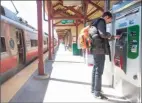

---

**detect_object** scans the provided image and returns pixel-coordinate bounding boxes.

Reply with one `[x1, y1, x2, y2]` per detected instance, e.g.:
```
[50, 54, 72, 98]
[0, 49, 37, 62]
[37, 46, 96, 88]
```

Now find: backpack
[88, 18, 105, 49]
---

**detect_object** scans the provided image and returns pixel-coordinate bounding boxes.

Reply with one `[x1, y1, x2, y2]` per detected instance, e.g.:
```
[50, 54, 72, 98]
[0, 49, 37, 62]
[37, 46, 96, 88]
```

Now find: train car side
[0, 15, 48, 84]
[25, 30, 48, 63]
[0, 17, 19, 83]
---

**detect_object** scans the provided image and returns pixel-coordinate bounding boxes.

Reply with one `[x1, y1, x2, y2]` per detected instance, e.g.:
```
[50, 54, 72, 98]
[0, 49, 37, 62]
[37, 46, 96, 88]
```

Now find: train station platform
[1, 44, 130, 103]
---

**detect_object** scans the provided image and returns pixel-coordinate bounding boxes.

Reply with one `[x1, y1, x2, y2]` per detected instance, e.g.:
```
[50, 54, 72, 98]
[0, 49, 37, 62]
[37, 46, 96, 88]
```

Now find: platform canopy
[44, 0, 120, 37]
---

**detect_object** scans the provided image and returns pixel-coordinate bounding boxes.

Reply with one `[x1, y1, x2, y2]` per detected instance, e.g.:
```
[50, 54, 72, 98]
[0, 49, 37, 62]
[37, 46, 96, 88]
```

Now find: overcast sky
[1, 1, 57, 38]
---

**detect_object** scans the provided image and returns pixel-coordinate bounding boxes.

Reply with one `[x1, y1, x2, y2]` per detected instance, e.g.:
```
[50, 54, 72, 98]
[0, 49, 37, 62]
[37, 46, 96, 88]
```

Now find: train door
[16, 30, 26, 64]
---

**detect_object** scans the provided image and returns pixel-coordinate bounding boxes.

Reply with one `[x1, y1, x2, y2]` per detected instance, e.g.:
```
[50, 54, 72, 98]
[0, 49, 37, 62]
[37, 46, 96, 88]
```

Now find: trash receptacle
[72, 43, 80, 55]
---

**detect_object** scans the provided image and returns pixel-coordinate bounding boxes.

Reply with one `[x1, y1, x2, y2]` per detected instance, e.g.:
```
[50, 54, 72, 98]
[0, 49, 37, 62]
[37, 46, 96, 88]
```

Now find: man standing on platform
[90, 11, 119, 99]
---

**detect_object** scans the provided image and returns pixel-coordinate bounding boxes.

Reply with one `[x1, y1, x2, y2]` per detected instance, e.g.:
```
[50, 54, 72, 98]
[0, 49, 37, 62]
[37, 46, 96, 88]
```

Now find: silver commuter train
[0, 6, 55, 83]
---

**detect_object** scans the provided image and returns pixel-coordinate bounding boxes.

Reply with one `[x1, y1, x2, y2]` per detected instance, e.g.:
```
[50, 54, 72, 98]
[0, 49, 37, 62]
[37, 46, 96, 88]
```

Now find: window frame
[0, 37, 7, 53]
[30, 39, 38, 47]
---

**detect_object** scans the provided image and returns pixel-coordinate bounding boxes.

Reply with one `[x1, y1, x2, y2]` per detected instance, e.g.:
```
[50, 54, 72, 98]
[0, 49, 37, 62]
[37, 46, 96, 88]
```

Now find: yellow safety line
[1, 52, 49, 103]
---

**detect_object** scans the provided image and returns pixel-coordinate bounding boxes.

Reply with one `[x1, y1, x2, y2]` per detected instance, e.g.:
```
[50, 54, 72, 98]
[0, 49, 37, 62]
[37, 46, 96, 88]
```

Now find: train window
[1, 6, 5, 16]
[0, 37, 6, 52]
[31, 40, 37, 47]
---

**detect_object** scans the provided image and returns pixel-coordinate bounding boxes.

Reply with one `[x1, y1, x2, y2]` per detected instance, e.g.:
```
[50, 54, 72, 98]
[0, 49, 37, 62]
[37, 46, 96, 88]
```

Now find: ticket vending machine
[114, 10, 141, 83]
[111, 1, 141, 102]
[114, 29, 127, 73]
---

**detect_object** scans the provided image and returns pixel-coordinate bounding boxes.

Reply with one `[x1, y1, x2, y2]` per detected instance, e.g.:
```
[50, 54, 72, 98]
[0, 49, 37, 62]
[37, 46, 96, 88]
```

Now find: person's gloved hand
[108, 35, 115, 41]
[108, 35, 121, 41]
[114, 35, 121, 39]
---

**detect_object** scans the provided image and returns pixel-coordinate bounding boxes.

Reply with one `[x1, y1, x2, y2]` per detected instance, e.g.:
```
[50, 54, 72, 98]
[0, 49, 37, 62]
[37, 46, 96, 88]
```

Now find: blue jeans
[92, 54, 105, 96]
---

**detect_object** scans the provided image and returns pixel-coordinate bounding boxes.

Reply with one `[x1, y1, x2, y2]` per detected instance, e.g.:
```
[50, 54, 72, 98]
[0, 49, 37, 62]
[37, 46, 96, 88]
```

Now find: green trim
[127, 25, 139, 59]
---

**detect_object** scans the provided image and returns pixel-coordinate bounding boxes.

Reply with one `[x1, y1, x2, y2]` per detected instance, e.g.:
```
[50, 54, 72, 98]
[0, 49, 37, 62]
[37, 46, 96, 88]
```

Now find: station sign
[61, 20, 74, 24]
